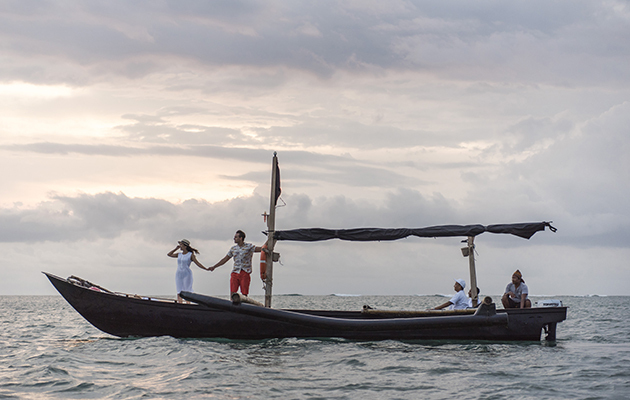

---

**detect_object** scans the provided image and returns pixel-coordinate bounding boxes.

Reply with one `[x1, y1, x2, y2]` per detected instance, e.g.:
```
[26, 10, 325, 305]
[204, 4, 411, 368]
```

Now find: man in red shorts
[209, 230, 264, 296]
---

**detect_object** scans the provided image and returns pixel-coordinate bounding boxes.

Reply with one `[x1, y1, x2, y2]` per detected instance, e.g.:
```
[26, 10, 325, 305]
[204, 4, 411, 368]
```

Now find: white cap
[455, 279, 466, 290]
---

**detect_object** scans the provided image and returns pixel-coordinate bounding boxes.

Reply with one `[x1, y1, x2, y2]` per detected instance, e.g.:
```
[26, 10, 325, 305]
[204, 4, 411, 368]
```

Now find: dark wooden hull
[45, 272, 567, 341]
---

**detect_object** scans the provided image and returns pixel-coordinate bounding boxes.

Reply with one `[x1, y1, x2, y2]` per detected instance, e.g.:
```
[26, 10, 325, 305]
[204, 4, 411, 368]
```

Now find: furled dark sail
[486, 222, 556, 239]
[274, 161, 282, 204]
[273, 222, 555, 242]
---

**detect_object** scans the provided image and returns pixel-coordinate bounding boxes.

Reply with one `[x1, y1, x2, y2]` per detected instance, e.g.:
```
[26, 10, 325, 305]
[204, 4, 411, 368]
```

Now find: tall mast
[465, 236, 479, 306]
[264, 152, 279, 307]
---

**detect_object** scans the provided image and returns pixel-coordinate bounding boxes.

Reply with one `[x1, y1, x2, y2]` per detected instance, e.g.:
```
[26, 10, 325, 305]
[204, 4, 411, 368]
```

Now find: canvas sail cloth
[274, 161, 281, 205]
[273, 222, 556, 242]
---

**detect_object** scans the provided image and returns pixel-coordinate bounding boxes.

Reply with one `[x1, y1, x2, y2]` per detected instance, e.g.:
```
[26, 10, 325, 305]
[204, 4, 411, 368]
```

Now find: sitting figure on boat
[467, 287, 481, 308]
[209, 230, 265, 297]
[501, 269, 531, 309]
[432, 279, 469, 310]
[167, 239, 207, 304]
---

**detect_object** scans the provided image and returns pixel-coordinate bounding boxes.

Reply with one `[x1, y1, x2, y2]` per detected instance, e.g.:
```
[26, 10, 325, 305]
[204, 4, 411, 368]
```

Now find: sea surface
[1, 294, 629, 400]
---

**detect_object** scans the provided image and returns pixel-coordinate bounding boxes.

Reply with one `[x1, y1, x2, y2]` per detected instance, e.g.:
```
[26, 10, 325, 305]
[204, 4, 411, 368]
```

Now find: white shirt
[449, 290, 469, 310]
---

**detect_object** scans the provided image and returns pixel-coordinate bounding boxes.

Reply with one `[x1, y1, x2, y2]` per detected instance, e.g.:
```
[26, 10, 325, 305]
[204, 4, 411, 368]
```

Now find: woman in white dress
[167, 239, 207, 303]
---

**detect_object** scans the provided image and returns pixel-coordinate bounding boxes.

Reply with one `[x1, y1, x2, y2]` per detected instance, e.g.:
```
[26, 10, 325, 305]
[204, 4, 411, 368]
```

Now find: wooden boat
[45, 153, 567, 341]
[44, 272, 565, 341]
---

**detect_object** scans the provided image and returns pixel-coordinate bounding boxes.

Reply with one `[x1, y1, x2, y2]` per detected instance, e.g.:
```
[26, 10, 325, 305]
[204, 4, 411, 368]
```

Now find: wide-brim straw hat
[178, 239, 191, 247]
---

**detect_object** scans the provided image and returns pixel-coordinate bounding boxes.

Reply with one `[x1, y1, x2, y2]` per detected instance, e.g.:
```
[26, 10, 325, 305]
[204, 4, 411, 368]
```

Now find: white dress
[175, 252, 193, 294]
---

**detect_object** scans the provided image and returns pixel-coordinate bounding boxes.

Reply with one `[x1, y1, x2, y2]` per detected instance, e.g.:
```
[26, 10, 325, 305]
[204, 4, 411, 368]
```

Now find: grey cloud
[227, 162, 427, 190]
[0, 192, 266, 244]
[116, 120, 246, 145]
[462, 102, 630, 247]
[1, 142, 261, 159]
[533, 103, 630, 216]
[0, 142, 323, 164]
[163, 0, 266, 22]
[0, 187, 622, 248]
[3, 139, 425, 189]
[0, 190, 455, 244]
[121, 114, 166, 124]
[0, 192, 174, 242]
[52, 192, 176, 240]
[486, 115, 576, 156]
[282, 188, 461, 229]
[1, 1, 628, 86]
[1, 142, 147, 156]
[156, 107, 211, 117]
[2, 142, 419, 188]
[253, 119, 447, 149]
[115, 108, 458, 150]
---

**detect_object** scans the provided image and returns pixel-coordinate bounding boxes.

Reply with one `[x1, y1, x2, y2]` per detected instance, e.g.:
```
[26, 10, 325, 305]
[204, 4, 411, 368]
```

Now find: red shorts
[230, 271, 251, 296]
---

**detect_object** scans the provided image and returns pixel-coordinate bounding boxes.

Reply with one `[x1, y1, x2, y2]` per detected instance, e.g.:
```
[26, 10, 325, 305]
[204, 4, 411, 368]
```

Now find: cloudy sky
[1, 1, 629, 298]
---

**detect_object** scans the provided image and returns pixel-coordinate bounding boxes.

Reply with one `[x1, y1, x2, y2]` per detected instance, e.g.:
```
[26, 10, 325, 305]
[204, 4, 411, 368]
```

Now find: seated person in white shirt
[432, 279, 469, 310]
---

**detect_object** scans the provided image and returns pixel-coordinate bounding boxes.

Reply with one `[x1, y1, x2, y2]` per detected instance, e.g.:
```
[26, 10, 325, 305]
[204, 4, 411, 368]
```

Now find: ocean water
[1, 294, 629, 400]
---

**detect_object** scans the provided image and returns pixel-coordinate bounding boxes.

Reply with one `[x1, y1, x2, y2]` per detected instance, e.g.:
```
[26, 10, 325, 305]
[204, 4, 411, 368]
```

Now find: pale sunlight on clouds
[0, 82, 75, 99]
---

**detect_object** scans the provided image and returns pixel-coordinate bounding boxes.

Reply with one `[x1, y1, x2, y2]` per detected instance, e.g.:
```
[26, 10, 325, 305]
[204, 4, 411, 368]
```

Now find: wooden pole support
[264, 153, 279, 308]
[467, 236, 479, 307]
[231, 292, 264, 307]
